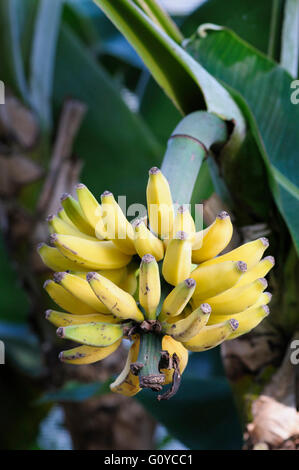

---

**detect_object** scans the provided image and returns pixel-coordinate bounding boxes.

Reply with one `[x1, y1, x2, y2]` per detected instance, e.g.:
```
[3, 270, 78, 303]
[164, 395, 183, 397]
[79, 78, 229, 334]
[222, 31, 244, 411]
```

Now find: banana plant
[94, 0, 299, 450]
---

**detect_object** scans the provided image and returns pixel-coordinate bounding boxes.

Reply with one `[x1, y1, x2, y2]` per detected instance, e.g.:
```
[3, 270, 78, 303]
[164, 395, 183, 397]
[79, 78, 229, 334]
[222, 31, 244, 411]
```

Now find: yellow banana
[44, 279, 95, 315]
[87, 272, 144, 321]
[162, 303, 211, 342]
[110, 336, 141, 396]
[59, 338, 122, 365]
[162, 231, 192, 285]
[146, 167, 174, 239]
[191, 260, 247, 302]
[183, 319, 239, 352]
[165, 205, 195, 247]
[161, 335, 189, 385]
[192, 211, 233, 262]
[199, 237, 269, 269]
[56, 322, 124, 347]
[133, 219, 164, 261]
[51, 233, 132, 270]
[118, 263, 138, 296]
[60, 193, 95, 236]
[46, 214, 95, 240]
[101, 191, 136, 255]
[208, 302, 270, 326]
[45, 309, 120, 327]
[236, 256, 275, 287]
[203, 278, 267, 315]
[227, 305, 269, 339]
[76, 183, 107, 240]
[139, 254, 160, 320]
[37, 243, 88, 272]
[54, 272, 111, 314]
[69, 267, 126, 286]
[57, 207, 78, 229]
[158, 278, 196, 322]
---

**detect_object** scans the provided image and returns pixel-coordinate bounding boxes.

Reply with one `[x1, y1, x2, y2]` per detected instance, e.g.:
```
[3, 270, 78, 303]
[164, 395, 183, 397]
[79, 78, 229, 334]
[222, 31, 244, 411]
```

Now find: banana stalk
[136, 333, 165, 391]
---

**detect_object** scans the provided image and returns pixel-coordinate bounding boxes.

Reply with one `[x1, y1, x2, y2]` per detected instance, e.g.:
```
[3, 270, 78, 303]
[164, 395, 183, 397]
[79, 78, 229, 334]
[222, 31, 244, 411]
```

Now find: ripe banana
[76, 183, 107, 240]
[87, 272, 144, 321]
[159, 278, 196, 322]
[162, 303, 211, 342]
[44, 279, 95, 315]
[56, 322, 124, 347]
[118, 262, 138, 296]
[191, 260, 247, 302]
[183, 319, 239, 352]
[133, 219, 164, 261]
[101, 191, 136, 255]
[146, 167, 174, 239]
[54, 272, 111, 314]
[203, 278, 267, 315]
[110, 336, 141, 396]
[236, 256, 275, 287]
[208, 303, 269, 329]
[51, 233, 132, 270]
[162, 231, 192, 285]
[192, 211, 233, 262]
[57, 207, 78, 229]
[45, 309, 119, 327]
[59, 338, 122, 365]
[165, 205, 195, 247]
[47, 214, 95, 240]
[60, 193, 95, 236]
[199, 237, 269, 270]
[161, 335, 189, 385]
[139, 254, 160, 320]
[38, 243, 87, 272]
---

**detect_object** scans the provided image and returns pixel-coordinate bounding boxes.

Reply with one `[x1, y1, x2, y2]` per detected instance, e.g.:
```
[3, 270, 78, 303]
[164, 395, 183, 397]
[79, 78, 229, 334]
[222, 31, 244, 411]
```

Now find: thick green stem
[137, 333, 165, 391]
[161, 111, 228, 205]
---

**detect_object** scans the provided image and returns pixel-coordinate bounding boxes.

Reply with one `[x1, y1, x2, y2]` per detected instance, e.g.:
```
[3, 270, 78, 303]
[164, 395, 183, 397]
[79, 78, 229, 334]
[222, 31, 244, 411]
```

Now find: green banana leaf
[53, 24, 162, 205]
[29, 0, 63, 128]
[94, 0, 246, 153]
[182, 0, 284, 59]
[186, 27, 299, 251]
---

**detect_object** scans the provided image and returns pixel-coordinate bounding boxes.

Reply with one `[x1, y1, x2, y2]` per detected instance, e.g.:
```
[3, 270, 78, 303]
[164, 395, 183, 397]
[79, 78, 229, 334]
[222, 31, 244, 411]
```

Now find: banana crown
[39, 166, 274, 399]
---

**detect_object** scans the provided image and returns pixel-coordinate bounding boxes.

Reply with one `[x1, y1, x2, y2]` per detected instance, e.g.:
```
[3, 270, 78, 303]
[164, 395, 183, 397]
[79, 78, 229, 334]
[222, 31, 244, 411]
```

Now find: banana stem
[137, 332, 165, 391]
[161, 111, 228, 205]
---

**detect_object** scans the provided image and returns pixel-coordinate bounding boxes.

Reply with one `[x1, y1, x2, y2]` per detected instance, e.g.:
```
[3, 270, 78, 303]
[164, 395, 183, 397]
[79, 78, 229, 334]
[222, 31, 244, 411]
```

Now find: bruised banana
[191, 260, 247, 302]
[59, 338, 122, 365]
[161, 335, 189, 385]
[139, 254, 160, 320]
[236, 256, 275, 287]
[37, 243, 89, 272]
[199, 237, 269, 270]
[56, 322, 124, 347]
[162, 303, 211, 342]
[133, 219, 164, 261]
[202, 278, 267, 315]
[162, 231, 192, 285]
[76, 183, 106, 240]
[101, 191, 136, 255]
[110, 336, 141, 396]
[158, 278, 196, 322]
[192, 211, 233, 263]
[87, 272, 144, 321]
[54, 271, 110, 314]
[44, 279, 95, 315]
[183, 319, 239, 352]
[51, 233, 132, 270]
[146, 167, 174, 239]
[45, 309, 120, 327]
[60, 193, 95, 236]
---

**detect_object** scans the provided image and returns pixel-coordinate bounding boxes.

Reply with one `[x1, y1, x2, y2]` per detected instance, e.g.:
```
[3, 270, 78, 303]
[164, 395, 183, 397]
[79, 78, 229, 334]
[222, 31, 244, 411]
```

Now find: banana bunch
[39, 166, 274, 399]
